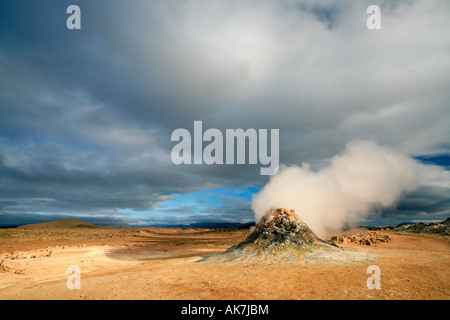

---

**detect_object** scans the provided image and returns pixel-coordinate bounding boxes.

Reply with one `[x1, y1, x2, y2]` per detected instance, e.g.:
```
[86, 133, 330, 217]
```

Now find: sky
[0, 0, 449, 228]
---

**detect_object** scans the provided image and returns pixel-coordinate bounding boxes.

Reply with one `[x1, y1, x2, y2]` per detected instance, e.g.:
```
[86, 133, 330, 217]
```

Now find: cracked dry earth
[0, 227, 448, 300]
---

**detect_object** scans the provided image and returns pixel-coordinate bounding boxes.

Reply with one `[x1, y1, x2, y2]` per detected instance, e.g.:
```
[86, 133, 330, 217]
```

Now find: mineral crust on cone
[247, 208, 328, 249]
[201, 208, 373, 264]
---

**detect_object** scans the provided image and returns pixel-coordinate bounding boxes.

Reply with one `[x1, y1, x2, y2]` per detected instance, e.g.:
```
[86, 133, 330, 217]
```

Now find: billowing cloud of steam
[252, 140, 418, 238]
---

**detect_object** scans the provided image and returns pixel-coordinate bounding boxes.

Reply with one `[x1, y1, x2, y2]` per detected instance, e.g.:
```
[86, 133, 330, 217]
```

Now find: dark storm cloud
[0, 0, 449, 226]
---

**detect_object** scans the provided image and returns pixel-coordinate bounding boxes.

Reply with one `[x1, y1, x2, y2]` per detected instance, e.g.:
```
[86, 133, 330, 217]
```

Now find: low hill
[18, 219, 105, 229]
[363, 218, 449, 236]
[393, 220, 449, 236]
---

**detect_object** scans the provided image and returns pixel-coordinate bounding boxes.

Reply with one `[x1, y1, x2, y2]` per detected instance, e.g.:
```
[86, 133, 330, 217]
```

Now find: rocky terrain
[330, 218, 450, 246]
[330, 231, 391, 246]
[359, 218, 450, 236]
[392, 218, 450, 236]
[0, 217, 448, 300]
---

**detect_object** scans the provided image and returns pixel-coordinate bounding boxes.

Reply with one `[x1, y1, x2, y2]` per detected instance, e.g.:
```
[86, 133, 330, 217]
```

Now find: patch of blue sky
[119, 186, 260, 222]
[415, 154, 450, 169]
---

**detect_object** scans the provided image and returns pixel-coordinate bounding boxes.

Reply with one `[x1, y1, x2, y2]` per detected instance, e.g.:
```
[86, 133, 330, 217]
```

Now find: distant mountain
[14, 219, 253, 230]
[150, 221, 255, 230]
[18, 219, 106, 229]
[96, 223, 133, 229]
[184, 222, 255, 229]
[396, 222, 415, 227]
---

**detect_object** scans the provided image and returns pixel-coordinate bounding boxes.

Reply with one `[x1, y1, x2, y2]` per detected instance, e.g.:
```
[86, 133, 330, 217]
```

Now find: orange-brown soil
[0, 227, 448, 300]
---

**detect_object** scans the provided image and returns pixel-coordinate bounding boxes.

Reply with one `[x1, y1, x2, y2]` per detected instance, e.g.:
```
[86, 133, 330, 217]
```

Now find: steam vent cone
[201, 208, 372, 263]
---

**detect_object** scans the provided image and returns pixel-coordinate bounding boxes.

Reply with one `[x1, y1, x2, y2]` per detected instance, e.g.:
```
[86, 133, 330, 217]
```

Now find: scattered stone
[330, 232, 391, 246]
[0, 260, 10, 273]
[1, 259, 25, 275]
[13, 269, 25, 275]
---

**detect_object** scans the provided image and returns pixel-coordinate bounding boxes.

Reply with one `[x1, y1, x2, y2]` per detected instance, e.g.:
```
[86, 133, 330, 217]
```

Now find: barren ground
[0, 227, 448, 300]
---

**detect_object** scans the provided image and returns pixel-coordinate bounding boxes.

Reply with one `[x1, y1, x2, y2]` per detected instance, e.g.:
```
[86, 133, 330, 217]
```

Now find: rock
[0, 260, 10, 273]
[329, 231, 391, 246]
[1, 259, 25, 275]
[13, 270, 25, 275]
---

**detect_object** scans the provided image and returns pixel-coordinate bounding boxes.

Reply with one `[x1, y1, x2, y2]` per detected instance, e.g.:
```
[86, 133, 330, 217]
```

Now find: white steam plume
[251, 140, 418, 238]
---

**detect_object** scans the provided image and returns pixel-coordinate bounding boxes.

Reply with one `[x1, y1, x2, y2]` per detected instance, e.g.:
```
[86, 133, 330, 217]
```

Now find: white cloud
[0, 0, 448, 225]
